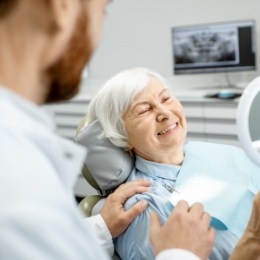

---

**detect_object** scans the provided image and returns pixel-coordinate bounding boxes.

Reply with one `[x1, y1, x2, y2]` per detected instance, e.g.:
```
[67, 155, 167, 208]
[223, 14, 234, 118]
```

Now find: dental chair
[75, 117, 134, 216]
[75, 117, 134, 259]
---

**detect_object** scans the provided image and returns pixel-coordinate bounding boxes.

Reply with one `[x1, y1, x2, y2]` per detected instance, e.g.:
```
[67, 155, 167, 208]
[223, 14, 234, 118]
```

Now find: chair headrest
[75, 119, 134, 195]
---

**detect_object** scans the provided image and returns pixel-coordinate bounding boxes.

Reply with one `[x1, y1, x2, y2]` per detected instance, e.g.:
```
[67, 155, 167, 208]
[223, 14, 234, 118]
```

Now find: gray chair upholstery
[75, 117, 134, 259]
[75, 117, 134, 217]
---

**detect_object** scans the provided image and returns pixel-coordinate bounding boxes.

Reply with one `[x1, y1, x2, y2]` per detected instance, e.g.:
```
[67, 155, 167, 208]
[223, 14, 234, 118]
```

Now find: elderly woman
[85, 68, 260, 260]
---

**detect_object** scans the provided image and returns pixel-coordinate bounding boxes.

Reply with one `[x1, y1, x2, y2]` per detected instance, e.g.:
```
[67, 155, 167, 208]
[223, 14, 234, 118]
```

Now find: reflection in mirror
[249, 91, 260, 153]
[237, 76, 260, 166]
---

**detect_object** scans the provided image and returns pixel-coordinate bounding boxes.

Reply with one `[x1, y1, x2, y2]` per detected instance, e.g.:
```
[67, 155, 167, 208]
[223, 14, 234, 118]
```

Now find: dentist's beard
[44, 9, 93, 103]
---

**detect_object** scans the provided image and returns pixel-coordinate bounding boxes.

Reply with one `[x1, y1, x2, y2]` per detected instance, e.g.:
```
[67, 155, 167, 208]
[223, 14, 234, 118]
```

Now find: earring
[128, 148, 133, 157]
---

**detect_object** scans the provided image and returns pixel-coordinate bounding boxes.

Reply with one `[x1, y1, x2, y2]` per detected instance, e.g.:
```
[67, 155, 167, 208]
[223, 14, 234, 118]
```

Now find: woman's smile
[157, 122, 178, 136]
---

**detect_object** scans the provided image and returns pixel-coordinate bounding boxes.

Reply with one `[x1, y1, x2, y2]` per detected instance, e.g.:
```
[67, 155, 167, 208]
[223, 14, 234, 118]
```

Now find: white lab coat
[0, 87, 199, 260]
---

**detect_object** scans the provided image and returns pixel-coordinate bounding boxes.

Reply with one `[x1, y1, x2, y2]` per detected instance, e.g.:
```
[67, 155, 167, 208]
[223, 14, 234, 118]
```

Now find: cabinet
[44, 95, 240, 145]
[181, 98, 239, 147]
[43, 94, 91, 140]
[43, 93, 241, 197]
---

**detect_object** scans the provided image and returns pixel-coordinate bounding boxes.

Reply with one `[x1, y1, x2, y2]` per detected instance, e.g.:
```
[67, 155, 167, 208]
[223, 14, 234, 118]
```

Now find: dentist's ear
[39, 0, 81, 67]
[27, 0, 79, 35]
[47, 0, 80, 33]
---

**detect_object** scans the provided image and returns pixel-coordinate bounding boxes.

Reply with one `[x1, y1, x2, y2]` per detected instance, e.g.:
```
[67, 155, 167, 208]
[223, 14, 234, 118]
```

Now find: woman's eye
[162, 97, 171, 103]
[138, 108, 150, 115]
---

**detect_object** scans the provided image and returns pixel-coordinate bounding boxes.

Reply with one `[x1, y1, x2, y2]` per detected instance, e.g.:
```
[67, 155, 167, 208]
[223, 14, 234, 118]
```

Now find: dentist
[0, 1, 214, 259]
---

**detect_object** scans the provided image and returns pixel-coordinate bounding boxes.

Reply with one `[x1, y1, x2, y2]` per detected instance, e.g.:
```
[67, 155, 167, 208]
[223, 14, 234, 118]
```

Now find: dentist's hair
[0, 0, 17, 18]
[86, 67, 169, 149]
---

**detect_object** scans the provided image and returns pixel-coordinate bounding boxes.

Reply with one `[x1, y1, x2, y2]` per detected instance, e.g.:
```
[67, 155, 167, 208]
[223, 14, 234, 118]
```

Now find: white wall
[79, 0, 260, 96]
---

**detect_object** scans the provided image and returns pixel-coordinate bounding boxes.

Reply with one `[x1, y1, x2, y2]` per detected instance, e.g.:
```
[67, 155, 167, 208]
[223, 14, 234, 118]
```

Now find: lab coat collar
[0, 86, 87, 191]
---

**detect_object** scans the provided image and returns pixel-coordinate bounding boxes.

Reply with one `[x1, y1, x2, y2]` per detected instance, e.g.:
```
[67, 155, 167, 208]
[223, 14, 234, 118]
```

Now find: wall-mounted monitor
[172, 20, 256, 75]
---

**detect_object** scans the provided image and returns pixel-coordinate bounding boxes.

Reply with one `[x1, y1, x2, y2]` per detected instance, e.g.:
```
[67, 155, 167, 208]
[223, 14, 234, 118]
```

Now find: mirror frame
[237, 76, 260, 166]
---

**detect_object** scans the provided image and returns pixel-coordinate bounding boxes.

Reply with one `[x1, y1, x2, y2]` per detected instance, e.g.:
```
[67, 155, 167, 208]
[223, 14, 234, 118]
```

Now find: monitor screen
[172, 20, 256, 75]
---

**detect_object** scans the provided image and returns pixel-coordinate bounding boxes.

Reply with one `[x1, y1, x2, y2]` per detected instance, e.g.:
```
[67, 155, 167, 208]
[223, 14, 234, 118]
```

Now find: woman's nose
[156, 107, 171, 122]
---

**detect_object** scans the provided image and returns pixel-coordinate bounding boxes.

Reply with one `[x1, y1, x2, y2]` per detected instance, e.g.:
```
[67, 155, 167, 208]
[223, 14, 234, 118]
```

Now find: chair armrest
[79, 195, 104, 217]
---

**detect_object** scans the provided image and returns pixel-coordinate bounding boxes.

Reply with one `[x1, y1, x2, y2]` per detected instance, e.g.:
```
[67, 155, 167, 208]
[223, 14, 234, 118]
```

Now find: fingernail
[141, 200, 148, 207]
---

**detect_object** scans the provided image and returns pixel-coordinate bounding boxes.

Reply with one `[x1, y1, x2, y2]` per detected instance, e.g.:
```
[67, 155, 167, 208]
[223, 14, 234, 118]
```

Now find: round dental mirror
[237, 76, 260, 166]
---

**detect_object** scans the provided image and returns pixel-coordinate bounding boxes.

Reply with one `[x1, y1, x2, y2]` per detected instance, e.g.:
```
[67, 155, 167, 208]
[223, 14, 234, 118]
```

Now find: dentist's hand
[229, 192, 260, 260]
[100, 179, 151, 238]
[150, 200, 215, 260]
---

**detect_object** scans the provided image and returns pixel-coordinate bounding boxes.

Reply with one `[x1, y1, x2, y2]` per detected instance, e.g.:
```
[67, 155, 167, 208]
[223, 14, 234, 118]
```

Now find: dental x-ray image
[173, 26, 239, 68]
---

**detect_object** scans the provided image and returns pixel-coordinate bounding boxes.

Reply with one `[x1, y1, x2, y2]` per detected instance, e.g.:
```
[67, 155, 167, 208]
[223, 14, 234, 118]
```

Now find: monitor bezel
[171, 20, 257, 75]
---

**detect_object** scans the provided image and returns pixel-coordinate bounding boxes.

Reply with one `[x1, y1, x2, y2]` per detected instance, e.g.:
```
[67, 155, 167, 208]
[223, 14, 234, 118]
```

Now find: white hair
[86, 67, 169, 149]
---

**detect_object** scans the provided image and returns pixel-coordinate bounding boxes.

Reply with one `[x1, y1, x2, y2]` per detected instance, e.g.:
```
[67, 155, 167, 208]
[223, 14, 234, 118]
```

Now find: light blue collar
[135, 155, 181, 181]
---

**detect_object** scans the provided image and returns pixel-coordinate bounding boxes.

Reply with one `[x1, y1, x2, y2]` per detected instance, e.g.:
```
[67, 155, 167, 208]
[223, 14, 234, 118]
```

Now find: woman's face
[124, 78, 187, 164]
